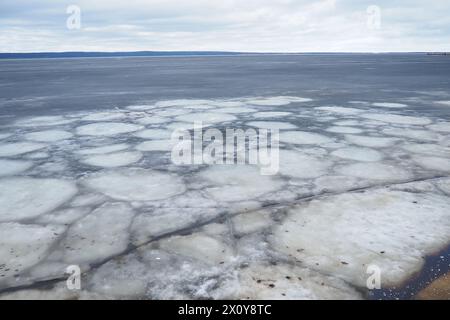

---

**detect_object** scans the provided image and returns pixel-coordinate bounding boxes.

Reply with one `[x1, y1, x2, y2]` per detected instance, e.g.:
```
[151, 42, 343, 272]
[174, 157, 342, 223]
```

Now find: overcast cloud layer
[1, 0, 450, 52]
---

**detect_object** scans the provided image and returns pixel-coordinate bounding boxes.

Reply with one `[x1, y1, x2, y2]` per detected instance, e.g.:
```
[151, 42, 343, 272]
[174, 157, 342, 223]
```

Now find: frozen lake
[0, 54, 449, 299]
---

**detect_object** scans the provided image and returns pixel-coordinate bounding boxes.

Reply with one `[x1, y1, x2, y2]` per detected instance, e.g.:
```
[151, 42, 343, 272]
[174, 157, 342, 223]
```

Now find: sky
[1, 0, 450, 53]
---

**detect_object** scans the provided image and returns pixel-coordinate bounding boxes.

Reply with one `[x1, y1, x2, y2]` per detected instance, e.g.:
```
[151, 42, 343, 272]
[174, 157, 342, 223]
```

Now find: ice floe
[336, 163, 411, 181]
[0, 159, 33, 176]
[372, 102, 408, 108]
[83, 168, 186, 201]
[82, 151, 143, 168]
[136, 140, 173, 151]
[0, 142, 47, 157]
[326, 126, 363, 134]
[427, 122, 450, 133]
[331, 147, 383, 162]
[279, 150, 332, 179]
[413, 156, 450, 172]
[315, 106, 363, 115]
[345, 135, 398, 148]
[0, 178, 77, 222]
[76, 143, 129, 155]
[133, 129, 172, 140]
[279, 131, 333, 145]
[198, 165, 284, 202]
[271, 188, 450, 287]
[61, 203, 134, 264]
[0, 223, 65, 283]
[252, 111, 293, 118]
[15, 116, 75, 127]
[360, 113, 432, 125]
[247, 121, 297, 130]
[76, 122, 143, 136]
[81, 112, 126, 122]
[24, 130, 73, 142]
[175, 112, 236, 124]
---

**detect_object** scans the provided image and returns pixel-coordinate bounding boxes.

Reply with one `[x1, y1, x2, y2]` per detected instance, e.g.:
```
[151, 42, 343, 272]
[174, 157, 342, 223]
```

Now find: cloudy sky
[1, 0, 449, 53]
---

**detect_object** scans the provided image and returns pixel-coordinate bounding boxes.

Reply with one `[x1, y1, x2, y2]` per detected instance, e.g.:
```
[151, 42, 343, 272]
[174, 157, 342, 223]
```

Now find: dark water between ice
[1, 54, 450, 124]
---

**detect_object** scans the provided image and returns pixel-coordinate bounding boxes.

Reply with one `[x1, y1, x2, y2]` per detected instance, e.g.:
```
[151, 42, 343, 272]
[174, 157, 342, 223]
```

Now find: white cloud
[0, 0, 449, 52]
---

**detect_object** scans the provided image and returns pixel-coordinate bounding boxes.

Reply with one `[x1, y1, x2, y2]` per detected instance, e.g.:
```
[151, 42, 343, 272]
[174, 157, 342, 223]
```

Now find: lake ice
[0, 95, 449, 300]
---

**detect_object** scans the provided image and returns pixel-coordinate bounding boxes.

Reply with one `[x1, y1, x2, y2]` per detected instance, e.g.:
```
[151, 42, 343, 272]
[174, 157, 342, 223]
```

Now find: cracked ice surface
[0, 96, 450, 300]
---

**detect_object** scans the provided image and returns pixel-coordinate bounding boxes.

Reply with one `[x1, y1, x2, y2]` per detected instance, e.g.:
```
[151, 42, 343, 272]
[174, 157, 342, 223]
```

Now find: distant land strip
[0, 51, 446, 59]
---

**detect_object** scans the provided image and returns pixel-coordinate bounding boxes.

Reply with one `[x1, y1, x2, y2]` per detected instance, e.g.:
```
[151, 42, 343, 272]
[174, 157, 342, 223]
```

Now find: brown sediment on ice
[415, 273, 450, 300]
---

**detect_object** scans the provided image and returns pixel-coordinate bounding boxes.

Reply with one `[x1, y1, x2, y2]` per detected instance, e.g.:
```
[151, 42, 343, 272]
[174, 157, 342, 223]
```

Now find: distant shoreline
[0, 51, 444, 60]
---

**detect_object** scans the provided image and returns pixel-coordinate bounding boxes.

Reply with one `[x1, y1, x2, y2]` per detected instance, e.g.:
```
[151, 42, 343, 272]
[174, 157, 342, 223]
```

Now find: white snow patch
[76, 122, 143, 136]
[83, 168, 186, 201]
[0, 178, 78, 222]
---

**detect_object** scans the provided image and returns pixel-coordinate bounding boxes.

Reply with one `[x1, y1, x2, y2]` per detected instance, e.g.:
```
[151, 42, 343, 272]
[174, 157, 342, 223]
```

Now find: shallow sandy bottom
[0, 96, 449, 299]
